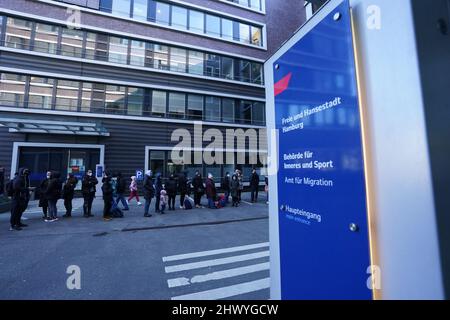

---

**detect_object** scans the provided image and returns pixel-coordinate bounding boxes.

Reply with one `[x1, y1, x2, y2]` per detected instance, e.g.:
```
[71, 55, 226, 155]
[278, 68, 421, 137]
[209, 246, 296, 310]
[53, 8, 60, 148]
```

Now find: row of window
[0, 73, 266, 125]
[0, 16, 264, 85]
[223, 0, 264, 11]
[96, 0, 263, 46]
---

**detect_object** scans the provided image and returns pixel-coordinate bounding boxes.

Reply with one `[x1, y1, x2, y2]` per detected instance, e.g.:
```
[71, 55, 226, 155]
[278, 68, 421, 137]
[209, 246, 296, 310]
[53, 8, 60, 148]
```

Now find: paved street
[0, 193, 269, 300]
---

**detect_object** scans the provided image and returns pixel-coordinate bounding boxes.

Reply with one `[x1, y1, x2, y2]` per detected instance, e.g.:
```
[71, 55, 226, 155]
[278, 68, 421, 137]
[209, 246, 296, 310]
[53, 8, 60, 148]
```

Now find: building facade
[0, 0, 305, 193]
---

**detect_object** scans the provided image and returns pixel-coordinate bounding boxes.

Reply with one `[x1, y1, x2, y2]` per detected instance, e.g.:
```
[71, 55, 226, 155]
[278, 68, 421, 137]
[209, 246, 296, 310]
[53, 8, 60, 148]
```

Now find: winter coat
[192, 175, 204, 194]
[221, 176, 230, 192]
[205, 178, 216, 199]
[82, 175, 98, 195]
[143, 175, 155, 200]
[102, 177, 113, 201]
[39, 178, 50, 207]
[63, 176, 79, 200]
[165, 177, 178, 196]
[155, 174, 163, 195]
[129, 180, 138, 192]
[44, 173, 62, 201]
[160, 190, 168, 205]
[12, 168, 30, 201]
[116, 176, 127, 194]
[178, 173, 188, 193]
[230, 178, 240, 198]
[250, 172, 260, 189]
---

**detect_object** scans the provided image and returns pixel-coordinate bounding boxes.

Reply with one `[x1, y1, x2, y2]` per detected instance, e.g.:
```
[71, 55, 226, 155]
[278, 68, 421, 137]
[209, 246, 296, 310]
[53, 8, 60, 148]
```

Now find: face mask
[47, 175, 51, 179]
[88, 173, 92, 177]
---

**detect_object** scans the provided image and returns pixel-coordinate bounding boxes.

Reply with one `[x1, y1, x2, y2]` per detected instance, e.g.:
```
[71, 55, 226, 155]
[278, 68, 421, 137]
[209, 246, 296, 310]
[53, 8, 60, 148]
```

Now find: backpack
[6, 179, 14, 197]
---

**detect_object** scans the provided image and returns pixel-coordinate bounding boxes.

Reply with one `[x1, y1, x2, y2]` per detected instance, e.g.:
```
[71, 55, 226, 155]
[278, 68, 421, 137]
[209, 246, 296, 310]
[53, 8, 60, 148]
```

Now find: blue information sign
[273, 0, 372, 299]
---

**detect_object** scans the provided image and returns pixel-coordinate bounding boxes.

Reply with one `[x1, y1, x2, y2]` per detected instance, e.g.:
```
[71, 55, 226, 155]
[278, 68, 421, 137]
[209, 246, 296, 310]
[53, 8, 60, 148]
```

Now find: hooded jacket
[165, 176, 178, 196]
[143, 174, 155, 199]
[45, 172, 63, 201]
[12, 167, 30, 201]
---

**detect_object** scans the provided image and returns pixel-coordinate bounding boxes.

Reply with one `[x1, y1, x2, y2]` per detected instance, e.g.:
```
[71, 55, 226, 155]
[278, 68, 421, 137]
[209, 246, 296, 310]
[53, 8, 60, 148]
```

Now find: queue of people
[5, 167, 269, 230]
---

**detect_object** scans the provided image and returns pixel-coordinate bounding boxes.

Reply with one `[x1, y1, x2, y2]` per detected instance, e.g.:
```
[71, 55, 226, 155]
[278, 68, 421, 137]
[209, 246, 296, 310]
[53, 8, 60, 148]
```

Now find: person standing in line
[127, 176, 142, 206]
[39, 171, 51, 220]
[62, 173, 78, 218]
[82, 169, 98, 218]
[44, 171, 62, 222]
[178, 171, 188, 209]
[154, 172, 163, 213]
[230, 174, 240, 207]
[10, 168, 31, 231]
[205, 173, 217, 209]
[237, 170, 244, 204]
[159, 188, 168, 214]
[192, 171, 204, 208]
[102, 172, 113, 221]
[165, 174, 177, 211]
[265, 175, 269, 204]
[221, 172, 231, 203]
[250, 169, 260, 203]
[143, 170, 155, 217]
[115, 172, 129, 211]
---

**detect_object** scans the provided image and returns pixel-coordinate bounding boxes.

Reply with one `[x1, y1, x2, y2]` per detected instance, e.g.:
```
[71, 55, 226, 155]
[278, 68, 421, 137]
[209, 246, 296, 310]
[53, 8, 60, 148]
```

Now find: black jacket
[221, 176, 230, 192]
[39, 178, 50, 207]
[82, 175, 98, 195]
[250, 172, 260, 189]
[63, 176, 79, 199]
[192, 175, 204, 193]
[102, 177, 113, 201]
[143, 175, 155, 200]
[12, 168, 30, 201]
[231, 178, 240, 198]
[116, 175, 127, 194]
[45, 173, 62, 201]
[178, 173, 188, 193]
[165, 177, 178, 196]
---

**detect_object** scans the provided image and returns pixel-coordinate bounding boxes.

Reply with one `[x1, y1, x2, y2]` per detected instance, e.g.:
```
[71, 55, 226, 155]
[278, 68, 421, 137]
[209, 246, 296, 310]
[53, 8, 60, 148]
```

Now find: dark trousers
[180, 192, 186, 207]
[48, 199, 58, 219]
[42, 205, 48, 217]
[103, 198, 112, 218]
[194, 192, 203, 206]
[168, 194, 176, 209]
[155, 192, 160, 212]
[83, 193, 95, 216]
[251, 187, 259, 202]
[238, 190, 242, 202]
[10, 199, 21, 227]
[232, 196, 239, 207]
[64, 197, 73, 215]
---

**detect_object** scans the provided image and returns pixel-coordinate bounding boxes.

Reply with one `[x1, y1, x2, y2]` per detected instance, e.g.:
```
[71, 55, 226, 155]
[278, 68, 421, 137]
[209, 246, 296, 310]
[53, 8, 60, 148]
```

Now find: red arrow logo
[274, 72, 292, 97]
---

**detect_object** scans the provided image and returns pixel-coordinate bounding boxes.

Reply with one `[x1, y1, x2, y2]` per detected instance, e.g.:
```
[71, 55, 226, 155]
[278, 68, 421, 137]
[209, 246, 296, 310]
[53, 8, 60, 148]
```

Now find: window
[28, 77, 55, 109]
[85, 32, 109, 61]
[221, 18, 233, 41]
[152, 44, 169, 70]
[170, 48, 187, 73]
[55, 80, 80, 111]
[109, 36, 129, 64]
[0, 73, 26, 108]
[250, 0, 261, 10]
[168, 92, 185, 118]
[221, 57, 234, 80]
[236, 60, 251, 82]
[252, 102, 265, 125]
[251, 26, 262, 46]
[189, 10, 204, 33]
[188, 51, 204, 75]
[239, 23, 250, 44]
[112, 0, 131, 18]
[127, 87, 144, 116]
[81, 82, 93, 112]
[151, 90, 166, 116]
[133, 0, 148, 21]
[5, 17, 32, 50]
[34, 23, 59, 54]
[105, 85, 126, 114]
[155, 1, 170, 25]
[130, 40, 146, 66]
[251, 62, 263, 84]
[205, 54, 221, 78]
[235, 100, 252, 124]
[205, 96, 220, 122]
[149, 150, 165, 176]
[222, 98, 235, 123]
[91, 83, 106, 113]
[187, 94, 203, 120]
[206, 15, 220, 37]
[171, 6, 187, 30]
[61, 28, 84, 58]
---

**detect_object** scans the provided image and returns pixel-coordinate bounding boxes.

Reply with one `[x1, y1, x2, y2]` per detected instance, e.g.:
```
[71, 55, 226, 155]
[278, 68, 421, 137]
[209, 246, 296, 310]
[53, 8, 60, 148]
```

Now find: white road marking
[241, 200, 253, 205]
[171, 277, 270, 300]
[162, 242, 269, 262]
[167, 262, 269, 288]
[164, 250, 269, 273]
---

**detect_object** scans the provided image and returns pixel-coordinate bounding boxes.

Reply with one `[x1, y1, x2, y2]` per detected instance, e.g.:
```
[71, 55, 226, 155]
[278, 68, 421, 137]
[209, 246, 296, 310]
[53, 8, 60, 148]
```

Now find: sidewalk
[0, 193, 269, 237]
